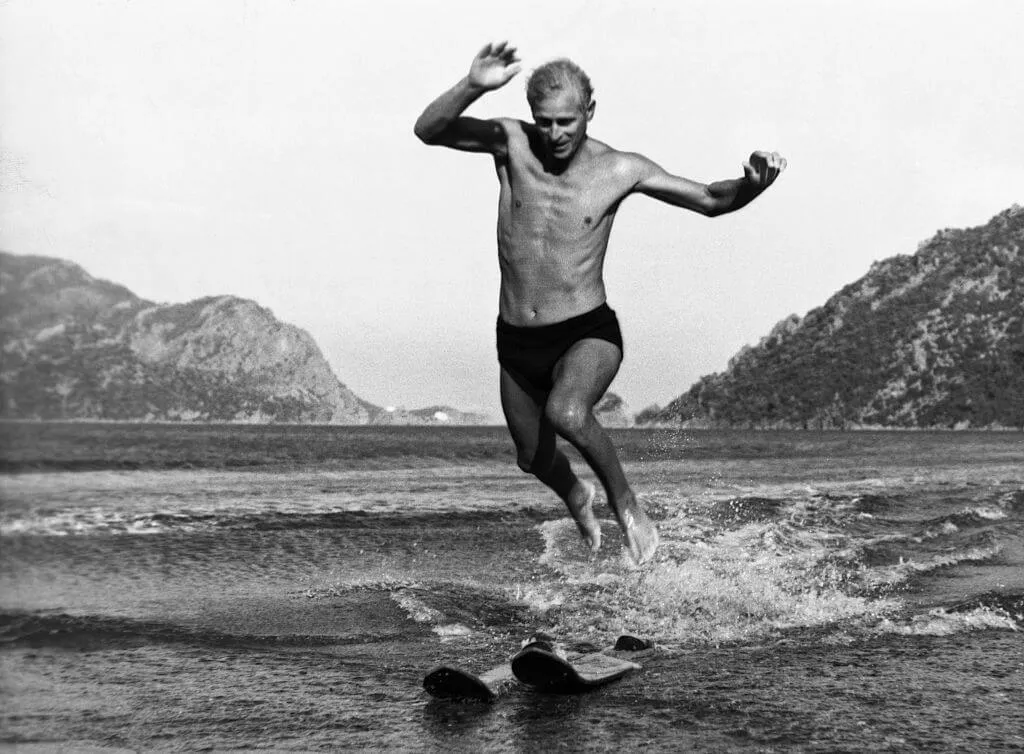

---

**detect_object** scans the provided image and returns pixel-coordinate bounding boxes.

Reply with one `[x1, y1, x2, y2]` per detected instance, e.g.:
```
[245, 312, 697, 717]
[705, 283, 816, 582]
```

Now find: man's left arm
[628, 151, 787, 217]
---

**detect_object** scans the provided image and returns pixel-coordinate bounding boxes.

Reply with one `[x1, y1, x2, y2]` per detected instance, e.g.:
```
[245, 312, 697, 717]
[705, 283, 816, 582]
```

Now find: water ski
[423, 663, 516, 703]
[423, 635, 555, 703]
[424, 635, 651, 701]
[511, 635, 650, 694]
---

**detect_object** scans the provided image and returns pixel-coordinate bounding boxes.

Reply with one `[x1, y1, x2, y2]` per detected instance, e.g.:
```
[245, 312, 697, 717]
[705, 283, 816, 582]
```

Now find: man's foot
[621, 505, 659, 565]
[566, 481, 601, 555]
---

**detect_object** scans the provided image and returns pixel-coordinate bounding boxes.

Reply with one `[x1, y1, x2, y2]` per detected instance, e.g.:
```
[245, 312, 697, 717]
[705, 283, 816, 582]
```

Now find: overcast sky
[2, 0, 1021, 418]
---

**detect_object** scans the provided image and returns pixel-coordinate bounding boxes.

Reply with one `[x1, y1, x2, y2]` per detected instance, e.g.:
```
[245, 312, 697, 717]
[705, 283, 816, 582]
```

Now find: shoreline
[1, 417, 1021, 431]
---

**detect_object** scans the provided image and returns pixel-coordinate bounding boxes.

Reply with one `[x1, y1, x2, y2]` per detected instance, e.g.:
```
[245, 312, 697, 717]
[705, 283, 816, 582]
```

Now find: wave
[0, 611, 361, 649]
[874, 592, 1024, 636]
[949, 591, 1024, 625]
[858, 542, 1004, 595]
[0, 507, 551, 538]
[4, 583, 1018, 659]
[4, 471, 1020, 652]
[917, 506, 1011, 537]
[0, 579, 536, 650]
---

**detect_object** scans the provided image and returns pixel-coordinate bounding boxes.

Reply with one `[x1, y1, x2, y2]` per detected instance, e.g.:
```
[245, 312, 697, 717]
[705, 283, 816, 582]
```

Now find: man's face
[530, 88, 594, 161]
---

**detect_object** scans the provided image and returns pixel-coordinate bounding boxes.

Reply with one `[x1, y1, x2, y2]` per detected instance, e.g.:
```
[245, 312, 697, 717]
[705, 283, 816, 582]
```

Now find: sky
[2, 0, 1022, 420]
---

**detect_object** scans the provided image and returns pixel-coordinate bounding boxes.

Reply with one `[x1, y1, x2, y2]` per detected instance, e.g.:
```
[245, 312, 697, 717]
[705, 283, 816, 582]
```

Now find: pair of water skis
[423, 634, 654, 702]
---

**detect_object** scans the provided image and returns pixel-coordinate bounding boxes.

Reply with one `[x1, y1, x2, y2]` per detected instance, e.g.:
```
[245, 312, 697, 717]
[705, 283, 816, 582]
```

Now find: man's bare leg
[545, 339, 659, 564]
[499, 370, 602, 553]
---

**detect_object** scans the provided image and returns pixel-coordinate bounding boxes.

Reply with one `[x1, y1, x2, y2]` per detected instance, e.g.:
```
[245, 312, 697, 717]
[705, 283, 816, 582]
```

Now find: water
[1, 423, 1022, 752]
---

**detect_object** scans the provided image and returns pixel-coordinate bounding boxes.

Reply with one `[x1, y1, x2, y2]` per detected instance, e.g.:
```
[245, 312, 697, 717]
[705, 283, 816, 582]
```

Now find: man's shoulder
[585, 141, 653, 178]
[492, 117, 529, 136]
[488, 118, 531, 152]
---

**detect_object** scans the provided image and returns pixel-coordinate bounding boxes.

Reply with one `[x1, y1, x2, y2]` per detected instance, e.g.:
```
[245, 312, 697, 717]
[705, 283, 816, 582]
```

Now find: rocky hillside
[648, 206, 1024, 429]
[0, 253, 376, 423]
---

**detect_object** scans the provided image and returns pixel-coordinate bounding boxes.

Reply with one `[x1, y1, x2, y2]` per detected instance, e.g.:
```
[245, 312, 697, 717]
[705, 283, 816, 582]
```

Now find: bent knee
[545, 399, 591, 437]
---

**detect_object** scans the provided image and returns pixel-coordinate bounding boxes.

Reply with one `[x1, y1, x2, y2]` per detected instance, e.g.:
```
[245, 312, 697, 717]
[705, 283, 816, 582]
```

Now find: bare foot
[566, 480, 601, 555]
[621, 505, 659, 565]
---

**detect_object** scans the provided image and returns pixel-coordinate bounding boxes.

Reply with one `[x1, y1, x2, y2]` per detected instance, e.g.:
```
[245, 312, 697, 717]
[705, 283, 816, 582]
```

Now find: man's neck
[543, 137, 589, 175]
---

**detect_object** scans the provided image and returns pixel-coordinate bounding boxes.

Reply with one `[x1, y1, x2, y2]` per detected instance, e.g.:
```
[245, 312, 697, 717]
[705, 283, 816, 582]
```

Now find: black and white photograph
[1, 1, 1022, 750]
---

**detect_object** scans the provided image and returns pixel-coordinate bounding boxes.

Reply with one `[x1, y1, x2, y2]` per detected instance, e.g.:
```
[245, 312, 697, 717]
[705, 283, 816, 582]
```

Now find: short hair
[526, 58, 594, 110]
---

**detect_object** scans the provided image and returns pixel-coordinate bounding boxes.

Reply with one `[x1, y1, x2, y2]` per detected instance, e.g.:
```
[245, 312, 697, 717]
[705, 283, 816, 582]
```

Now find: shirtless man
[414, 42, 785, 565]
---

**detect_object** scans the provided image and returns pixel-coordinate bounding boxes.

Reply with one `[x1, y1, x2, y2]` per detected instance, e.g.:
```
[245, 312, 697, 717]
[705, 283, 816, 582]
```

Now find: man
[414, 42, 786, 565]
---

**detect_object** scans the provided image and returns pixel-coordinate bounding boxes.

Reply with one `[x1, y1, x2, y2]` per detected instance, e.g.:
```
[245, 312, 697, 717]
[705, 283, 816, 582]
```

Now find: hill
[647, 206, 1024, 429]
[0, 252, 376, 423]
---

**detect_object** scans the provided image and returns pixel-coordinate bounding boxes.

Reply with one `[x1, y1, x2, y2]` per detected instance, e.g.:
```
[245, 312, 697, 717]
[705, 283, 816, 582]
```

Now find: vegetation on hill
[645, 207, 1024, 429]
[0, 253, 373, 423]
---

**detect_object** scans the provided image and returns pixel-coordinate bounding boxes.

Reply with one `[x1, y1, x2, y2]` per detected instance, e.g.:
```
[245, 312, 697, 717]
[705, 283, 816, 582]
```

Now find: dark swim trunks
[496, 303, 623, 403]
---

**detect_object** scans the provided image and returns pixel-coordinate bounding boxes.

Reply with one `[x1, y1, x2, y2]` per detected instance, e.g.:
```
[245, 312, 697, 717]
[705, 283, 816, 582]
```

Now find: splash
[520, 478, 1024, 646]
[525, 502, 896, 645]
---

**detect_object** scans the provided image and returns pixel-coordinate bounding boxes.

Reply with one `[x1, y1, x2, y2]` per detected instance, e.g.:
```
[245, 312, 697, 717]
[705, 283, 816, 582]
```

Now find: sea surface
[1, 423, 1022, 752]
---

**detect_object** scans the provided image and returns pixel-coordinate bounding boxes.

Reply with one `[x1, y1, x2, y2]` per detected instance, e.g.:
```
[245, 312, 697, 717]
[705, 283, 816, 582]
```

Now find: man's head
[526, 59, 595, 162]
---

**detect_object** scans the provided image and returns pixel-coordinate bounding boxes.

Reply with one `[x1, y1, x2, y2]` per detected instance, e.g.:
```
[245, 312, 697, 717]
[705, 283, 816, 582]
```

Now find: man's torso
[494, 120, 635, 326]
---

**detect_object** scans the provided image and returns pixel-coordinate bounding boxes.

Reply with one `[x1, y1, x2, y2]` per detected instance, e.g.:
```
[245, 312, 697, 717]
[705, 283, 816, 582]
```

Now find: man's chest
[502, 163, 624, 226]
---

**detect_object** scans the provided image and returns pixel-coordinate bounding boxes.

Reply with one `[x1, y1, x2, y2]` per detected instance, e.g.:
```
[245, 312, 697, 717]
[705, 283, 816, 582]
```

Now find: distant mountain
[0, 252, 379, 423]
[646, 206, 1024, 429]
[376, 405, 492, 426]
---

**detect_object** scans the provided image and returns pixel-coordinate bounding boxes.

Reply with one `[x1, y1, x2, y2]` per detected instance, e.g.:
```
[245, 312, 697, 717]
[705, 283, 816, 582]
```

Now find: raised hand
[743, 151, 787, 189]
[468, 41, 522, 91]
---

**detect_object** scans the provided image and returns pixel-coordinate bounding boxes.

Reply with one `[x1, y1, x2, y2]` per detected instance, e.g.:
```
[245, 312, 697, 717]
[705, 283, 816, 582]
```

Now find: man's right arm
[413, 42, 521, 156]
[413, 78, 507, 154]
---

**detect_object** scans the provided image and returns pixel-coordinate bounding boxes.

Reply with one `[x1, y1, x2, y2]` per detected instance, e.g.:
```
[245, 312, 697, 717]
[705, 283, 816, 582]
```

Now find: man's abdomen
[497, 240, 608, 327]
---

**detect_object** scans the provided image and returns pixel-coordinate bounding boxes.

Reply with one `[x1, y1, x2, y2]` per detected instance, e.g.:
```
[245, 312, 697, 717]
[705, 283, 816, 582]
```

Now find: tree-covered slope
[651, 206, 1024, 429]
